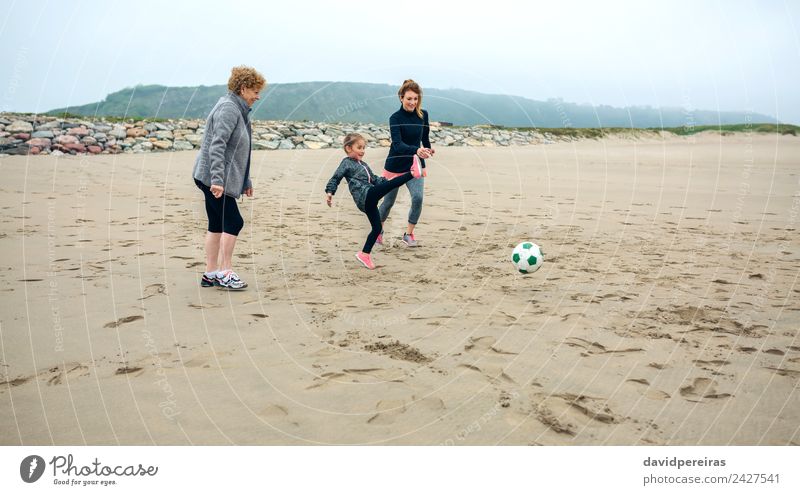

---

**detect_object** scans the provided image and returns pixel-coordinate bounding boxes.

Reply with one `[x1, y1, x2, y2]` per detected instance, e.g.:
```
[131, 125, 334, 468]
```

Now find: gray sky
[2, 0, 798, 123]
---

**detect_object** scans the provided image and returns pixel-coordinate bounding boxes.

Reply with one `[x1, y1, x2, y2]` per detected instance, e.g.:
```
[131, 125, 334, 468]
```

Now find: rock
[276, 126, 294, 138]
[304, 141, 327, 150]
[154, 122, 171, 131]
[87, 145, 103, 154]
[295, 128, 321, 136]
[378, 139, 391, 147]
[30, 146, 41, 155]
[81, 136, 98, 145]
[154, 130, 173, 140]
[66, 126, 89, 137]
[49, 149, 64, 156]
[26, 138, 52, 149]
[290, 135, 304, 145]
[140, 141, 153, 151]
[186, 121, 199, 130]
[143, 123, 158, 132]
[0, 117, 11, 125]
[278, 139, 294, 149]
[61, 143, 86, 153]
[443, 135, 456, 145]
[93, 124, 112, 133]
[152, 140, 172, 150]
[110, 127, 127, 140]
[172, 140, 193, 151]
[465, 138, 483, 147]
[127, 128, 148, 138]
[184, 134, 202, 146]
[259, 132, 281, 141]
[13, 133, 30, 140]
[5, 143, 31, 155]
[93, 132, 107, 142]
[7, 120, 33, 133]
[252, 140, 279, 150]
[32, 130, 55, 139]
[54, 134, 80, 145]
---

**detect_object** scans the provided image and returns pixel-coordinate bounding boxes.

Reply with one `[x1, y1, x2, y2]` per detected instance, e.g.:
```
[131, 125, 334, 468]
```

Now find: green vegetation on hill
[655, 123, 798, 136]
[47, 82, 780, 128]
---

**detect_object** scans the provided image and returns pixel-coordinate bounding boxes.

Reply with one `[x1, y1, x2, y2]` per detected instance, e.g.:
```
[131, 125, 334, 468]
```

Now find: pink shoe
[355, 251, 375, 269]
[376, 232, 383, 245]
[410, 154, 423, 178]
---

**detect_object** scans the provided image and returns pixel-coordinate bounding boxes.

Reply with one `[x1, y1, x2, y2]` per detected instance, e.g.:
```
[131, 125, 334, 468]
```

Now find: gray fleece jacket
[192, 92, 253, 199]
[325, 157, 387, 212]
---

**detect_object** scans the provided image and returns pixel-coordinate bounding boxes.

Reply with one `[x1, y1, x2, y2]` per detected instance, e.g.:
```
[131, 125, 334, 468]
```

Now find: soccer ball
[511, 242, 544, 274]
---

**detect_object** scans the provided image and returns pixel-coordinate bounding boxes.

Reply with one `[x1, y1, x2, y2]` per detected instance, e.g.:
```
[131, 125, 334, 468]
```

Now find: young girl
[325, 133, 422, 269]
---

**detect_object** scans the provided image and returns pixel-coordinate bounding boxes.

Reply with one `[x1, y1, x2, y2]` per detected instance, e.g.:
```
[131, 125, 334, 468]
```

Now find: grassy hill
[48, 81, 779, 128]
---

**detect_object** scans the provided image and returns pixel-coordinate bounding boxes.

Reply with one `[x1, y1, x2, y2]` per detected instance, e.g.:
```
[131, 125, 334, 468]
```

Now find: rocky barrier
[0, 113, 633, 157]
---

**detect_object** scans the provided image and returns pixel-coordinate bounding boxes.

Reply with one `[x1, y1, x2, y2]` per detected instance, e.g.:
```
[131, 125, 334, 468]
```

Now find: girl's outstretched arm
[325, 160, 348, 197]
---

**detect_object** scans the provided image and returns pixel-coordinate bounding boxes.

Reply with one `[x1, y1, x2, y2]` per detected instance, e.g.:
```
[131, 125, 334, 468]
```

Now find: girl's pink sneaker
[410, 154, 423, 178]
[355, 251, 375, 269]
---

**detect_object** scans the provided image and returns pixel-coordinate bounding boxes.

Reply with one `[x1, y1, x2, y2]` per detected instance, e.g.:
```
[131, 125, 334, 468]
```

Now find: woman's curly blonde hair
[227, 66, 266, 94]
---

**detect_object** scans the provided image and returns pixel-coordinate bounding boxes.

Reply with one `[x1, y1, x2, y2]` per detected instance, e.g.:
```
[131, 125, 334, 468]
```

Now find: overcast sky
[2, 0, 798, 123]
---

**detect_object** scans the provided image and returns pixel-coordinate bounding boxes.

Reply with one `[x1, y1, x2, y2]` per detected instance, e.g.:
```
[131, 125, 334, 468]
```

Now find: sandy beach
[0, 133, 798, 445]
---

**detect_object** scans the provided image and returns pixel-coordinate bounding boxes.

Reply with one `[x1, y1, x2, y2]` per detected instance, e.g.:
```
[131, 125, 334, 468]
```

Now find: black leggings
[362, 173, 414, 253]
[195, 179, 244, 236]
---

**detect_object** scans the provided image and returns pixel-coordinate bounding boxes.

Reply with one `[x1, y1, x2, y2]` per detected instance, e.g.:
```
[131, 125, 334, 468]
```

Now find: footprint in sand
[188, 302, 222, 309]
[679, 377, 732, 402]
[762, 367, 800, 379]
[138, 283, 166, 300]
[306, 368, 407, 390]
[115, 366, 144, 376]
[44, 363, 91, 386]
[258, 404, 300, 427]
[533, 393, 622, 436]
[367, 395, 446, 425]
[563, 337, 643, 356]
[103, 315, 144, 328]
[0, 376, 30, 389]
[464, 336, 518, 356]
[458, 336, 518, 385]
[457, 363, 517, 385]
[182, 351, 233, 369]
[625, 378, 671, 400]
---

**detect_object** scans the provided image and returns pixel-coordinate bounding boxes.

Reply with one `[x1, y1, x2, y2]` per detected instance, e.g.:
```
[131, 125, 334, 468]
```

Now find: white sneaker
[217, 270, 247, 290]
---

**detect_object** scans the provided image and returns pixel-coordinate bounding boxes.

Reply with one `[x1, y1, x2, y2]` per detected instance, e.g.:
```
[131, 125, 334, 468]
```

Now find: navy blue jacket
[384, 107, 431, 173]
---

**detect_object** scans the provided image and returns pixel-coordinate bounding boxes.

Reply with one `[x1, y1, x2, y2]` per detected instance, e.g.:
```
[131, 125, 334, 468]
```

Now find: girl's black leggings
[362, 173, 414, 253]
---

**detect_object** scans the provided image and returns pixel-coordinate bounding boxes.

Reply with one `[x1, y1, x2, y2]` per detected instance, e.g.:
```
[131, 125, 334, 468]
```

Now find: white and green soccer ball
[511, 242, 544, 274]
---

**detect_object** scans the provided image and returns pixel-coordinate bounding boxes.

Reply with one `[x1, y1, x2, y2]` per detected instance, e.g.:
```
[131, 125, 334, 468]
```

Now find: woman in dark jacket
[378, 79, 435, 247]
[192, 65, 265, 290]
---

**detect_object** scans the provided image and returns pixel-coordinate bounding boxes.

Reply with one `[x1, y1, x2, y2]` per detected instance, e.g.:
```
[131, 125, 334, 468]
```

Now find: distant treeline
[48, 81, 780, 128]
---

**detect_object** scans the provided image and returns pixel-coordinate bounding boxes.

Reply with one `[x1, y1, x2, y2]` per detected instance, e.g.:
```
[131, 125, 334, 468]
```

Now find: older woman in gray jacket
[193, 65, 265, 290]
